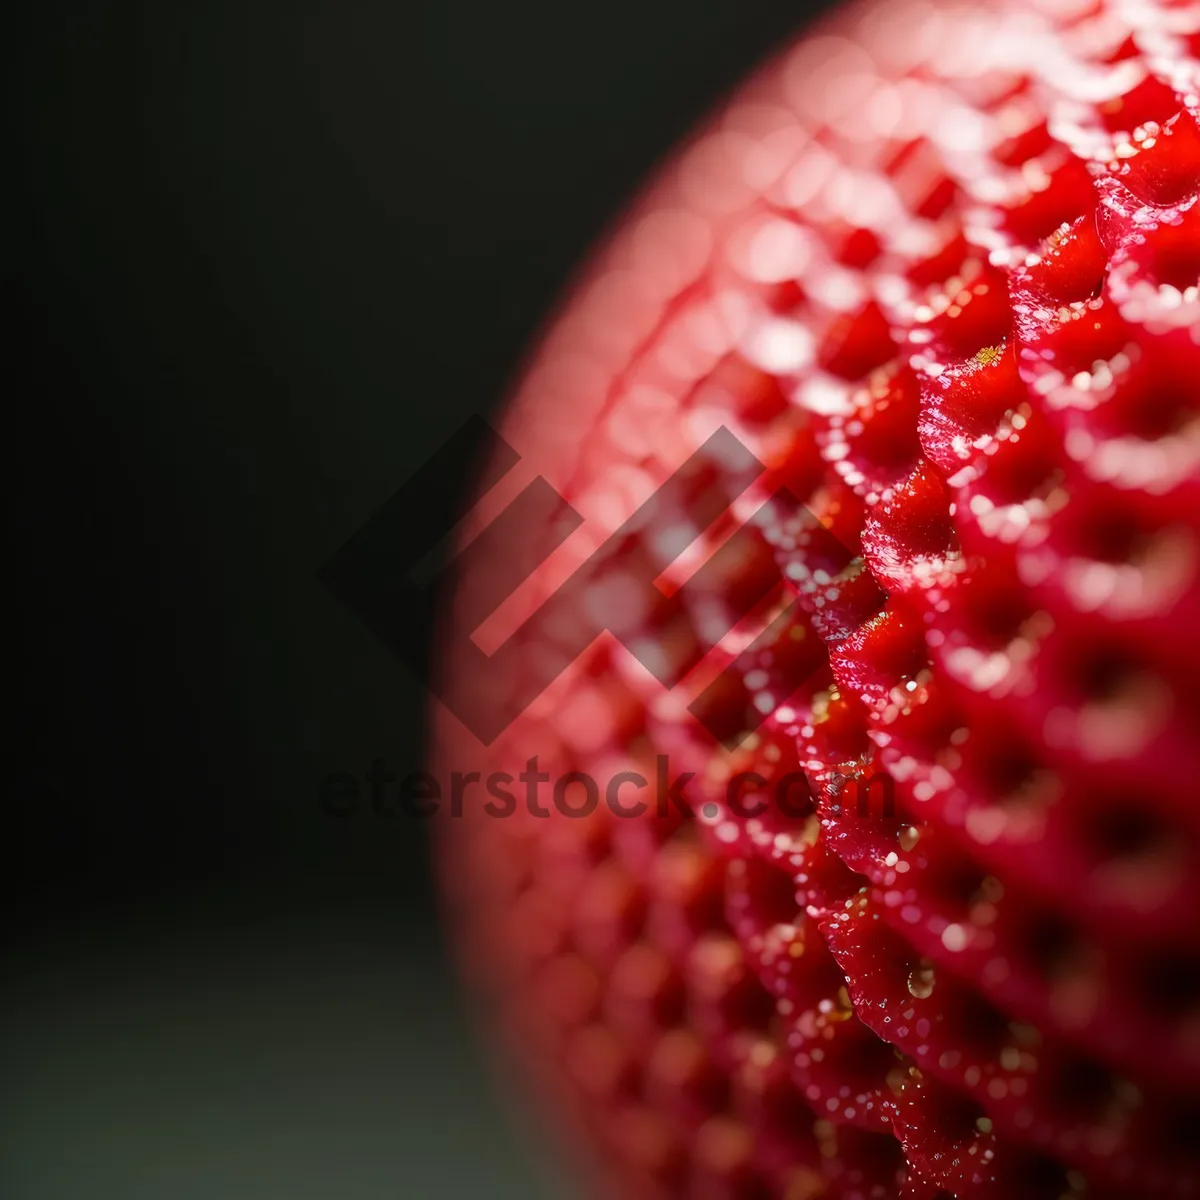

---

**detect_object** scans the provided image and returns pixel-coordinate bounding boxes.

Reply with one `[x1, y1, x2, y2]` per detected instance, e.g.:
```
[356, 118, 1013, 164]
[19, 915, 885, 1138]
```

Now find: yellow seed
[907, 963, 936, 999]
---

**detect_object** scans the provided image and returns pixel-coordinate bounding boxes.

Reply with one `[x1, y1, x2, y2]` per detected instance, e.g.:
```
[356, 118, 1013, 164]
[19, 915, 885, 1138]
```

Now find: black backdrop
[9, 2, 829, 1195]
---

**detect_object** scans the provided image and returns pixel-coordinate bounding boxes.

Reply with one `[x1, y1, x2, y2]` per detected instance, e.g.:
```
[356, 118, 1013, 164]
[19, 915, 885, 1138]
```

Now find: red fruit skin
[434, 1, 1200, 1197]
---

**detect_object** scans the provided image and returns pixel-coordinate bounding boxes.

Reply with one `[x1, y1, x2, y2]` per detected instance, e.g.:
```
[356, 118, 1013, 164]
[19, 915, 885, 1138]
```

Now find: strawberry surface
[434, 0, 1200, 1196]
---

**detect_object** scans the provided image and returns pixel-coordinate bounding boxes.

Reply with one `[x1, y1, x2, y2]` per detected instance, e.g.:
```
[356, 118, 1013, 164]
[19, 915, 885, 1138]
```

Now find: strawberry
[434, 0, 1200, 1196]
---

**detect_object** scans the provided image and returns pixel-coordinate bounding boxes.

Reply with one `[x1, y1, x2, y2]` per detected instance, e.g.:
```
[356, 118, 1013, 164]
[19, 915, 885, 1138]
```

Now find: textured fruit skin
[434, 1, 1200, 1196]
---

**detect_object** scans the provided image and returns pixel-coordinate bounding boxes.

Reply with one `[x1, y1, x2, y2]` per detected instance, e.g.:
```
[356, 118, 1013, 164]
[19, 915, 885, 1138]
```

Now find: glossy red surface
[436, 1, 1200, 1195]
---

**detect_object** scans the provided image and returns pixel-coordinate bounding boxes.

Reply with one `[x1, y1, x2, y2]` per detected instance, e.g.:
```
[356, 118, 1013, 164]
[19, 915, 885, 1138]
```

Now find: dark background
[9, 2, 826, 1195]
